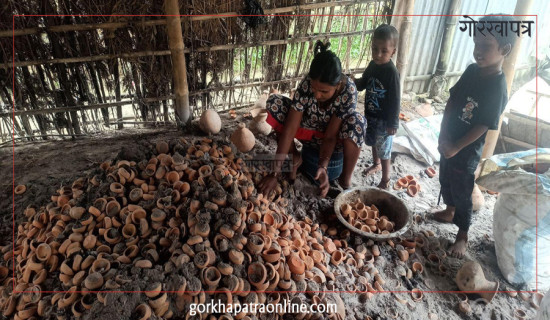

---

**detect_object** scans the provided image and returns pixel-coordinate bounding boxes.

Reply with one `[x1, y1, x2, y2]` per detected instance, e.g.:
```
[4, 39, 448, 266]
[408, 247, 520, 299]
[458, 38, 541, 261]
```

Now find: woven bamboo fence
[0, 0, 392, 144]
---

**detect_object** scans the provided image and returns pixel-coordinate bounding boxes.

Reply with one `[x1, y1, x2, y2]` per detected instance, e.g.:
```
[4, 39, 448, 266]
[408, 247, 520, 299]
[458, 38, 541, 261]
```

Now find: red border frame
[10, 14, 539, 297]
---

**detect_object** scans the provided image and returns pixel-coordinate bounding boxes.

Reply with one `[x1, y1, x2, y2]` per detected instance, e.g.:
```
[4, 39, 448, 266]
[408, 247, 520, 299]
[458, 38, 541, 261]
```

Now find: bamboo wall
[0, 0, 392, 144]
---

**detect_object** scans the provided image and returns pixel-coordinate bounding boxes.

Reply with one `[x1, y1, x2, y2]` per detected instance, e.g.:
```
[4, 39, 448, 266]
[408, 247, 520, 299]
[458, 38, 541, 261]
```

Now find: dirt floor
[0, 104, 541, 320]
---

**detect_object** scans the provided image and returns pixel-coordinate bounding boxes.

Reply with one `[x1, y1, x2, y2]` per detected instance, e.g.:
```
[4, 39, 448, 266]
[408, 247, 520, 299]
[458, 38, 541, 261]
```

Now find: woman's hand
[258, 174, 279, 197]
[314, 168, 330, 198]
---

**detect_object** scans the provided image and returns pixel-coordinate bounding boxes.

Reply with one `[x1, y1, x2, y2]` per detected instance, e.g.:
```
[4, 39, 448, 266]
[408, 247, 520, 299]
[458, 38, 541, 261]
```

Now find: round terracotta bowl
[334, 187, 412, 240]
[84, 272, 104, 290]
[15, 185, 27, 195]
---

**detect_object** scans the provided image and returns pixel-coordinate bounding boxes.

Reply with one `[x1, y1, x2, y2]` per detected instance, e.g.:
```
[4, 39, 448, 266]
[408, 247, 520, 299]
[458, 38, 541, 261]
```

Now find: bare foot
[364, 162, 381, 176]
[449, 231, 468, 258]
[432, 206, 455, 223]
[377, 178, 390, 189]
[337, 177, 350, 190]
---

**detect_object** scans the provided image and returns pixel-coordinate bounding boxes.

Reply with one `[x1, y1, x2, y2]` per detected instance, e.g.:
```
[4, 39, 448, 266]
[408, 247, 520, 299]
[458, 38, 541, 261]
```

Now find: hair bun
[314, 41, 331, 55]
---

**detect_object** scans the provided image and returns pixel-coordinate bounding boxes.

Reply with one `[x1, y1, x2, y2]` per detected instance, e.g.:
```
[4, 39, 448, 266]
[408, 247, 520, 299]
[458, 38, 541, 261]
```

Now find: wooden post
[395, 0, 415, 97]
[481, 0, 535, 159]
[165, 0, 191, 125]
[429, 0, 461, 97]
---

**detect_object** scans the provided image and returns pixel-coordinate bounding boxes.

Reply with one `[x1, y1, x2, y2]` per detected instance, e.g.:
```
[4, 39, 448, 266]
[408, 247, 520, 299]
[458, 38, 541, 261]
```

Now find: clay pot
[455, 261, 499, 302]
[230, 123, 255, 153]
[514, 309, 527, 320]
[407, 184, 419, 197]
[288, 253, 305, 275]
[249, 109, 272, 136]
[472, 184, 485, 211]
[15, 184, 27, 195]
[84, 272, 104, 290]
[262, 248, 281, 263]
[248, 262, 267, 288]
[411, 288, 423, 302]
[425, 167, 436, 178]
[330, 251, 344, 266]
[397, 249, 409, 262]
[531, 292, 544, 309]
[458, 301, 471, 314]
[35, 243, 52, 262]
[412, 262, 424, 274]
[199, 109, 222, 135]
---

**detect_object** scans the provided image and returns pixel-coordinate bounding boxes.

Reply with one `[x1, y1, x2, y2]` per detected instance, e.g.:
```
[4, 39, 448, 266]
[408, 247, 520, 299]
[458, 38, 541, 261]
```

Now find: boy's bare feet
[364, 162, 381, 175]
[337, 176, 350, 190]
[377, 178, 390, 189]
[449, 230, 468, 259]
[432, 206, 455, 223]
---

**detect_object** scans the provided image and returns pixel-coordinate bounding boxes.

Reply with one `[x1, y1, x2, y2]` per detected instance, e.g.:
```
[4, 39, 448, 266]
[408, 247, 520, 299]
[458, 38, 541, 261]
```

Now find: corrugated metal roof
[404, 0, 544, 93]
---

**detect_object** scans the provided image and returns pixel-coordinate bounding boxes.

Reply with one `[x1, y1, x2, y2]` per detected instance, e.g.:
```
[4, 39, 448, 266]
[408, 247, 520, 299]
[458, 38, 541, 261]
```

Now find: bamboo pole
[2, 30, 372, 70]
[481, 0, 535, 159]
[2, 0, 374, 38]
[395, 0, 415, 97]
[429, 0, 461, 98]
[165, 0, 191, 125]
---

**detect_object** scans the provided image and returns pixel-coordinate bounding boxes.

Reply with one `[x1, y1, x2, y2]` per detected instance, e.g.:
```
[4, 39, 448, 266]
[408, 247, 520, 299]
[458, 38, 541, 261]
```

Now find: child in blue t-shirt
[354, 24, 401, 189]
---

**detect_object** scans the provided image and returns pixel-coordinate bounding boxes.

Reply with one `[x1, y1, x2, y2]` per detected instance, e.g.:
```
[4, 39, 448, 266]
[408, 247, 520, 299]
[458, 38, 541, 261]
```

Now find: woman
[259, 41, 365, 198]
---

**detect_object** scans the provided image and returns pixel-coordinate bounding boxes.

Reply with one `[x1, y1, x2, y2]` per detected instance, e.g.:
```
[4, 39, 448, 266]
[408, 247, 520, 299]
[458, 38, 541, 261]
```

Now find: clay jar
[249, 109, 272, 136]
[230, 123, 255, 153]
[455, 261, 499, 302]
[199, 109, 222, 135]
[472, 184, 485, 211]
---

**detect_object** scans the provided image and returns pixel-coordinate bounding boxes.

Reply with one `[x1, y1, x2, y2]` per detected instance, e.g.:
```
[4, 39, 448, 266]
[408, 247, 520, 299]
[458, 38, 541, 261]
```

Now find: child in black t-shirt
[433, 15, 516, 258]
[354, 24, 401, 189]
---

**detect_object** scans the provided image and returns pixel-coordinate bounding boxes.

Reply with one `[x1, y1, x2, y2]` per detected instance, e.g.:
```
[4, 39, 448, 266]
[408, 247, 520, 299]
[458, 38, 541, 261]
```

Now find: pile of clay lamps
[0, 137, 374, 320]
[340, 199, 395, 235]
[393, 175, 421, 197]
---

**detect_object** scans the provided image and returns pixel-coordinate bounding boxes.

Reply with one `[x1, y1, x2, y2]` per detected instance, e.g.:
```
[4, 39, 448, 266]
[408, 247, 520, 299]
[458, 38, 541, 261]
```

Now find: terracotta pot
[230, 123, 255, 153]
[84, 272, 104, 290]
[199, 109, 222, 135]
[249, 109, 272, 136]
[248, 262, 267, 288]
[458, 301, 471, 314]
[397, 250, 409, 262]
[228, 249, 244, 265]
[262, 248, 281, 263]
[15, 184, 27, 195]
[411, 288, 423, 302]
[455, 261, 499, 302]
[472, 184, 485, 211]
[425, 167, 436, 178]
[330, 251, 344, 266]
[412, 262, 424, 274]
[531, 292, 544, 309]
[407, 184, 419, 197]
[514, 309, 527, 320]
[288, 253, 305, 275]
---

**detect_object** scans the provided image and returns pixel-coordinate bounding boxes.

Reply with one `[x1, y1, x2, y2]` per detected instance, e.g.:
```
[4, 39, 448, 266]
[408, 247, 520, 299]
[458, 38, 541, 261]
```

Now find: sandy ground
[0, 105, 541, 320]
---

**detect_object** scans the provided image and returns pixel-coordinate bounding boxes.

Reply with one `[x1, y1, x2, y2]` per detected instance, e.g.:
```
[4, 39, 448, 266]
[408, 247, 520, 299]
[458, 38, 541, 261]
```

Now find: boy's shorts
[365, 117, 393, 160]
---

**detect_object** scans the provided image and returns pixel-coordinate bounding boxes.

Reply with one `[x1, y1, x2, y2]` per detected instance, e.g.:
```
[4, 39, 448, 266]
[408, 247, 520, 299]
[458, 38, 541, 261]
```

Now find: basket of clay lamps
[334, 187, 412, 240]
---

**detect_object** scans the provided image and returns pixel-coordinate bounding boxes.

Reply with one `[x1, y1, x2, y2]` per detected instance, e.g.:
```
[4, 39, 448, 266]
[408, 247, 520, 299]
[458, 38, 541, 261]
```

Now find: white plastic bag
[535, 290, 550, 320]
[477, 149, 550, 291]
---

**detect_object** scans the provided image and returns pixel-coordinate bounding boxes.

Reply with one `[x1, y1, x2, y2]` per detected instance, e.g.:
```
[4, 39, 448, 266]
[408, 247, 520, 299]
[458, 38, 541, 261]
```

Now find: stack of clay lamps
[393, 175, 421, 197]
[0, 137, 370, 320]
[340, 199, 395, 235]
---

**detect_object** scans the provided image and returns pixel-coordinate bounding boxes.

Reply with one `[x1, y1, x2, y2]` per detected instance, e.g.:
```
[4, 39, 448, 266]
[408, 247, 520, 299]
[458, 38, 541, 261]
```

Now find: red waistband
[266, 112, 325, 141]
